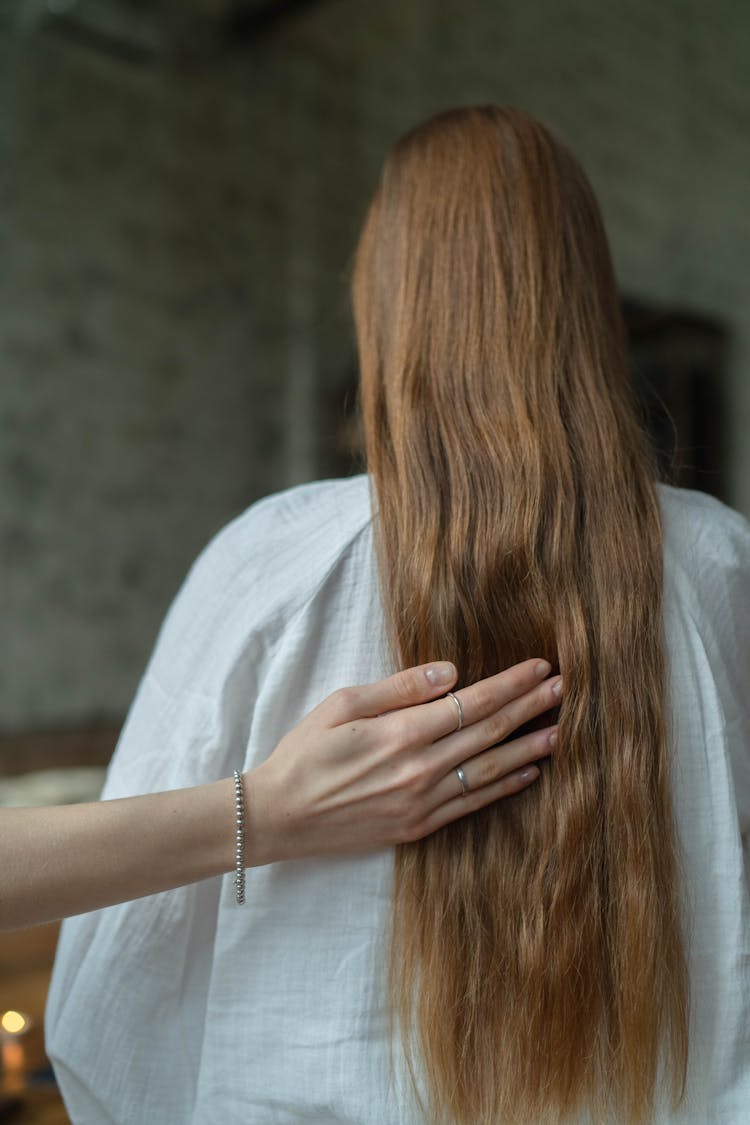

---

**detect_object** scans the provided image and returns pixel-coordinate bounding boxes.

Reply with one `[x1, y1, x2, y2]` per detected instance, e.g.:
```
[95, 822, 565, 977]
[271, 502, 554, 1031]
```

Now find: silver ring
[455, 765, 469, 796]
[446, 690, 463, 732]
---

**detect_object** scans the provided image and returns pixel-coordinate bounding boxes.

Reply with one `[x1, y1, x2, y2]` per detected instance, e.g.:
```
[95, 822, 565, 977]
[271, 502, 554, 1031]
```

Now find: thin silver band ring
[455, 764, 469, 797]
[446, 690, 463, 732]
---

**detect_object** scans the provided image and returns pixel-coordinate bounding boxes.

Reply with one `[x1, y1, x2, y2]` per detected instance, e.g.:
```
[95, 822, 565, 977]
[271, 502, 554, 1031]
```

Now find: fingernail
[535, 660, 551, 677]
[520, 765, 540, 782]
[548, 728, 558, 747]
[425, 662, 456, 686]
[551, 677, 563, 698]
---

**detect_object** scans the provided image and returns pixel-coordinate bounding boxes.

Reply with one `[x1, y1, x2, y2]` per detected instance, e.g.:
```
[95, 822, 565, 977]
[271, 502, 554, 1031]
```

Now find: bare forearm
[0, 778, 237, 931]
[0, 658, 560, 931]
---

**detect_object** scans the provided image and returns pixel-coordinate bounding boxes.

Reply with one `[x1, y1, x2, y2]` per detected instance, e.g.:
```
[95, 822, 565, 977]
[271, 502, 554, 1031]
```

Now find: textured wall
[1, 0, 748, 730]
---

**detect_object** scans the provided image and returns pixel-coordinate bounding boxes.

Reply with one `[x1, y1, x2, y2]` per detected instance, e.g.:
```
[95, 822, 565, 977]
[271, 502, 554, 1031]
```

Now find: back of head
[352, 106, 689, 1125]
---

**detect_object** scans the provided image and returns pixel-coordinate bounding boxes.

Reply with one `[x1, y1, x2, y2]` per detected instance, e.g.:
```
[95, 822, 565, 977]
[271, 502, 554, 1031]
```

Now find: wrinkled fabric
[46, 474, 750, 1124]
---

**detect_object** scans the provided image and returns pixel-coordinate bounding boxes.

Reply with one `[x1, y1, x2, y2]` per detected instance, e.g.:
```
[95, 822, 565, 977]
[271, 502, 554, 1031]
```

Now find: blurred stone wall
[1, 0, 748, 730]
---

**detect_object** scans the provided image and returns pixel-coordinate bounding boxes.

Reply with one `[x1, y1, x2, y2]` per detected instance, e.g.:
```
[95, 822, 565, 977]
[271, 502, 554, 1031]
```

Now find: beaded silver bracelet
[232, 770, 246, 905]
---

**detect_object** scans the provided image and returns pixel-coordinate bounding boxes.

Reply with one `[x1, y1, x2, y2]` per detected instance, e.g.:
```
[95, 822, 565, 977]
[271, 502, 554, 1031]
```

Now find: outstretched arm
[0, 777, 236, 931]
[1, 657, 559, 931]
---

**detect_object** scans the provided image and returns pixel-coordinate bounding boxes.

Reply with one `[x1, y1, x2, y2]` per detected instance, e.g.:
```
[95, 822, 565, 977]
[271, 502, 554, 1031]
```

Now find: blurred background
[0, 0, 748, 1119]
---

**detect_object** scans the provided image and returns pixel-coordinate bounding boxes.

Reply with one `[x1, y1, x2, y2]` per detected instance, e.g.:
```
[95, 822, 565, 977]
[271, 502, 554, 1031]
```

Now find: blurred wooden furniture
[0, 923, 69, 1123]
[0, 728, 119, 1124]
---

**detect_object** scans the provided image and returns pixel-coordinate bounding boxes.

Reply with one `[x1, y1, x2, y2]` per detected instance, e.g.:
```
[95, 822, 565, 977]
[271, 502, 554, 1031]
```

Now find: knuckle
[486, 710, 511, 744]
[509, 662, 536, 692]
[392, 668, 420, 704]
[476, 756, 499, 787]
[397, 758, 429, 794]
[511, 665, 530, 690]
[393, 712, 423, 752]
[375, 715, 405, 761]
[469, 682, 492, 717]
[379, 714, 405, 756]
[328, 685, 358, 718]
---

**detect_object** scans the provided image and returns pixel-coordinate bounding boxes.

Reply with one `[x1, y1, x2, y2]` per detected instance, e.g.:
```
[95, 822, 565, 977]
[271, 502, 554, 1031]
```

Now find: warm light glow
[0, 1010, 28, 1035]
[1, 1039, 25, 1089]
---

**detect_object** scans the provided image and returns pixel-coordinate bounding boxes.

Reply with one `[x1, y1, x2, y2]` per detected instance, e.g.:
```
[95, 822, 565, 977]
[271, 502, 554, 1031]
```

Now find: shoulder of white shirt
[176, 473, 375, 626]
[659, 481, 750, 566]
[218, 472, 374, 561]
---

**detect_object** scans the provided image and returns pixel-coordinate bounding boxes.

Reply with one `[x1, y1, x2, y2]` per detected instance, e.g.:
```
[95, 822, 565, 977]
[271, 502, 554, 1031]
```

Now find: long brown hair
[351, 106, 689, 1125]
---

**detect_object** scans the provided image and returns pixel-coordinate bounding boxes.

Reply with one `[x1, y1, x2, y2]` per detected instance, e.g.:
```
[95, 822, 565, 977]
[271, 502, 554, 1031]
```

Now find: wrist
[241, 764, 278, 868]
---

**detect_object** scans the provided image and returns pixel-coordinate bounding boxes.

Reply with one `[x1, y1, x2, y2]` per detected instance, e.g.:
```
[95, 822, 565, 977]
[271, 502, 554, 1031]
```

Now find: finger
[415, 761, 545, 838]
[429, 725, 556, 807]
[413, 658, 553, 745]
[320, 661, 458, 726]
[430, 675, 561, 776]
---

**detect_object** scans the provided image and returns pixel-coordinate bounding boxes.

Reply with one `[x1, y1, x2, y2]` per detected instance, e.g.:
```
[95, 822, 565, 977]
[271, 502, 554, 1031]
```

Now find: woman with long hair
[46, 106, 750, 1124]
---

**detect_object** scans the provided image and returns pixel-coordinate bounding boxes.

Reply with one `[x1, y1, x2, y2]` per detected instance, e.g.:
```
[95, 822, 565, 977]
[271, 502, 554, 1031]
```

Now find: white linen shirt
[46, 474, 750, 1124]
